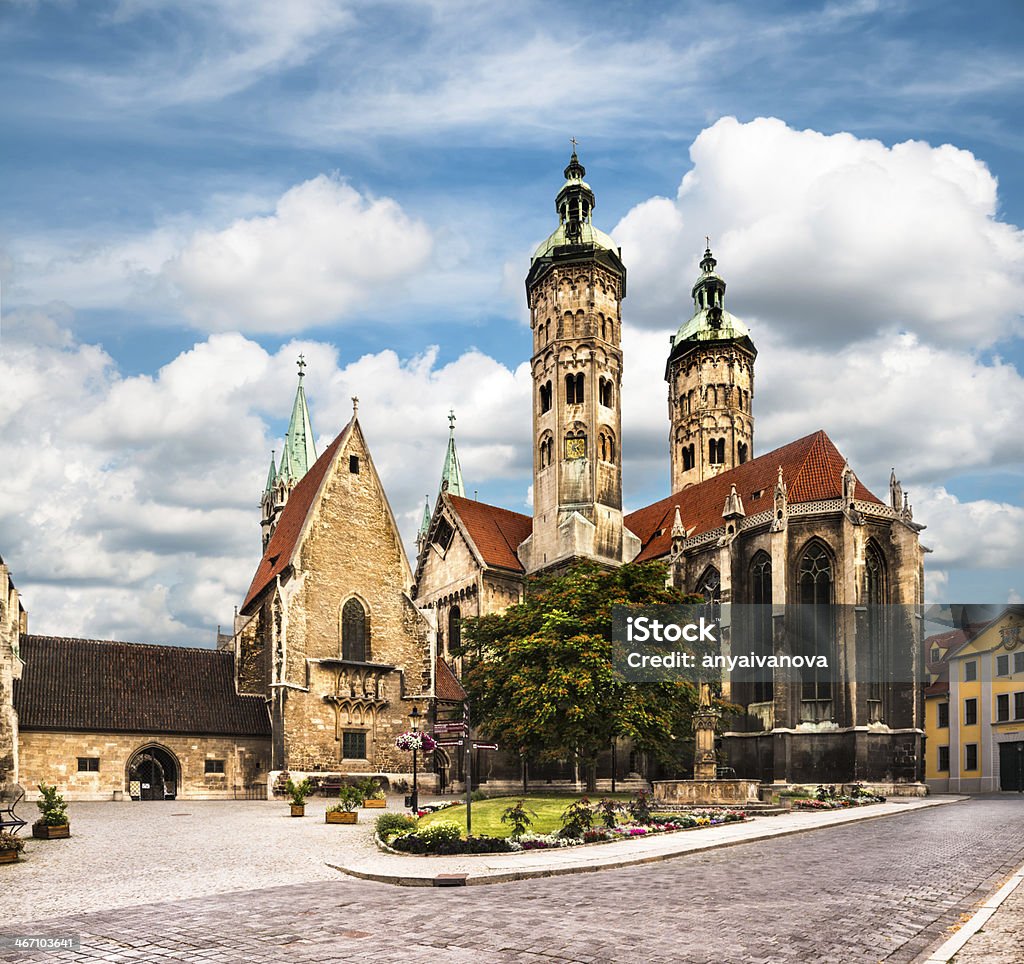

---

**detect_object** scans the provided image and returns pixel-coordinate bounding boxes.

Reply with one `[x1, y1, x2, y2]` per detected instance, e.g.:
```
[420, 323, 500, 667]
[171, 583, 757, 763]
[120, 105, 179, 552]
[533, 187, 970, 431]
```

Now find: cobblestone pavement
[952, 858, 1024, 964]
[1, 796, 1023, 963]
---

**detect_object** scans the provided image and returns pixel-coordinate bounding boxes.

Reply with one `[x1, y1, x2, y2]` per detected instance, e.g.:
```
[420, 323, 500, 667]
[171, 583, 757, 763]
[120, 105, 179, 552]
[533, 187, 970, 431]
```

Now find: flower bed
[791, 784, 886, 810]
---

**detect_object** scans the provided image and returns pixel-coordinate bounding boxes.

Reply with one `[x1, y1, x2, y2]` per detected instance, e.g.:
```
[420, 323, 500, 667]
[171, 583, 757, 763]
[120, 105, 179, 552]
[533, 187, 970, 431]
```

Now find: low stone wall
[653, 779, 762, 806]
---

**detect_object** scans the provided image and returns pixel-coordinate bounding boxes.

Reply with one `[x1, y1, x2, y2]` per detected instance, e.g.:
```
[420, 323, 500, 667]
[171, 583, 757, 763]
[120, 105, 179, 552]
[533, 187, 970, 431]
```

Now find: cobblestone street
[2, 796, 1023, 963]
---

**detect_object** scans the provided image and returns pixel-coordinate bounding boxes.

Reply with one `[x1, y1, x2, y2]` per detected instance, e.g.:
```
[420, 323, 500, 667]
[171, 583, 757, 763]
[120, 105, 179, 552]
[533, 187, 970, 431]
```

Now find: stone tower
[260, 357, 318, 550]
[666, 246, 757, 492]
[518, 149, 639, 572]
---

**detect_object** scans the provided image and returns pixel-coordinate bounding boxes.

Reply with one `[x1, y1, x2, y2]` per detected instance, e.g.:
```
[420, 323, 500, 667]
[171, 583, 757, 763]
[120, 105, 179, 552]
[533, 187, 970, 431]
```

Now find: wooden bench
[0, 784, 27, 835]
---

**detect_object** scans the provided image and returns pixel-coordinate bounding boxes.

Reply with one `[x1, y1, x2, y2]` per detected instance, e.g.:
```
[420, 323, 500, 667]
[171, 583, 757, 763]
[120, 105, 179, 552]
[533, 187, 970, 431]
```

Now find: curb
[919, 860, 1024, 963]
[326, 796, 965, 888]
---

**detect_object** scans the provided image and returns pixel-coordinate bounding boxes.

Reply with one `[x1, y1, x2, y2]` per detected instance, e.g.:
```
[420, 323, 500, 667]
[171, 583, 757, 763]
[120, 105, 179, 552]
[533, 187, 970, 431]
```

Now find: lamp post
[410, 705, 421, 813]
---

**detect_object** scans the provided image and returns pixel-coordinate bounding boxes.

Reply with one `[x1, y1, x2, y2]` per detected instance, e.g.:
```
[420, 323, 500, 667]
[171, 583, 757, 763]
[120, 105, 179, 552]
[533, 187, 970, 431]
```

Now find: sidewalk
[329, 794, 964, 887]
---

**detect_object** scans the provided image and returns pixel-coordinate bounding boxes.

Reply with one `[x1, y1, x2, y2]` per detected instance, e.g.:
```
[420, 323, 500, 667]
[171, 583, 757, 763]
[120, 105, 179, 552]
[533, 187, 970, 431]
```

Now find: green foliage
[460, 561, 704, 785]
[499, 799, 536, 840]
[375, 812, 418, 837]
[355, 777, 385, 800]
[470, 789, 489, 802]
[595, 798, 621, 829]
[329, 786, 365, 812]
[626, 789, 653, 825]
[418, 820, 462, 850]
[0, 830, 25, 853]
[559, 797, 595, 838]
[35, 782, 69, 827]
[284, 778, 315, 806]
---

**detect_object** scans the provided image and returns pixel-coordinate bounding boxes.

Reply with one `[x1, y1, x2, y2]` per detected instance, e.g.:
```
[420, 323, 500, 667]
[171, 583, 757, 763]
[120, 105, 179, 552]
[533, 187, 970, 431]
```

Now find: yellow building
[925, 605, 1024, 793]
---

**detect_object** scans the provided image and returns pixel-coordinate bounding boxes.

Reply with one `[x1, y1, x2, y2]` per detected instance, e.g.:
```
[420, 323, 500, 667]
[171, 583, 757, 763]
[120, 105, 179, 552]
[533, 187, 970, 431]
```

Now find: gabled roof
[435, 657, 467, 703]
[242, 419, 354, 611]
[13, 635, 270, 737]
[447, 494, 533, 573]
[625, 430, 884, 562]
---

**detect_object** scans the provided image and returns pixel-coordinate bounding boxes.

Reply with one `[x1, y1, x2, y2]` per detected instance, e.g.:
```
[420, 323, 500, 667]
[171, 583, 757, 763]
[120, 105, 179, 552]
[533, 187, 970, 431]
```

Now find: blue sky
[1, 0, 1022, 644]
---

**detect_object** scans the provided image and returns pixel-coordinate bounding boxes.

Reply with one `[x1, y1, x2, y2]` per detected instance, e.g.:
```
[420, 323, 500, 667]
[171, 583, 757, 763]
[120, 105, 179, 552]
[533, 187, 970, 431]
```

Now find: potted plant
[0, 830, 25, 865]
[285, 777, 314, 817]
[326, 786, 363, 824]
[358, 777, 387, 809]
[32, 783, 70, 840]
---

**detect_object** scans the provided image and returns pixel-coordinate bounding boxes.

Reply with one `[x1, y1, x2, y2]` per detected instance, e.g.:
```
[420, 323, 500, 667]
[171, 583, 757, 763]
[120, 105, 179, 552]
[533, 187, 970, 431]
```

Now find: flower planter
[0, 850, 20, 864]
[326, 811, 358, 824]
[290, 805, 305, 817]
[362, 798, 386, 808]
[33, 824, 70, 840]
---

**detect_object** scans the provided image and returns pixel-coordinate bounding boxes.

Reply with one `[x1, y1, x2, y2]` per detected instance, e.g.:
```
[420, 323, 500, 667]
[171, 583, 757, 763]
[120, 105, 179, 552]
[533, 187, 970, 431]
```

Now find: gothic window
[342, 598, 369, 662]
[565, 372, 585, 404]
[738, 442, 748, 464]
[448, 606, 462, 657]
[864, 541, 887, 705]
[696, 566, 721, 625]
[540, 381, 552, 414]
[749, 552, 773, 704]
[797, 541, 834, 711]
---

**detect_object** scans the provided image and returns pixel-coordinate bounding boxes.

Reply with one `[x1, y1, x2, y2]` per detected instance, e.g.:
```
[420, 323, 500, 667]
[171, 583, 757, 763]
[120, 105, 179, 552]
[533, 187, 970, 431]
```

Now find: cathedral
[0, 150, 928, 801]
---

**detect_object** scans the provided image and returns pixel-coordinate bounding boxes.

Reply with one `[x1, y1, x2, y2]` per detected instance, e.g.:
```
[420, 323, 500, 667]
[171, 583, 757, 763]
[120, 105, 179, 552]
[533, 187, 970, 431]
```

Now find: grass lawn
[417, 793, 634, 838]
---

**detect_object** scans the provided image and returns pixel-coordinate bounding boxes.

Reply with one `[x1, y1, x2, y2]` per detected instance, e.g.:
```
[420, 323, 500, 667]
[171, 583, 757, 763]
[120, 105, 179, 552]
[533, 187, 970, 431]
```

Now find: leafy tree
[458, 560, 707, 791]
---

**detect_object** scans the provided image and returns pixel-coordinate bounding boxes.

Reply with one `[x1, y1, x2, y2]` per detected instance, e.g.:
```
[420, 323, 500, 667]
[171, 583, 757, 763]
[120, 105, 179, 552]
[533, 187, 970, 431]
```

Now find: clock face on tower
[564, 436, 587, 460]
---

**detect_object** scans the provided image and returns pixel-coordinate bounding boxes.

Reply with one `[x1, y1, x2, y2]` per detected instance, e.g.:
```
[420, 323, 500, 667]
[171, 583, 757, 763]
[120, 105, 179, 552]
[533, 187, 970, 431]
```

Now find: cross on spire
[449, 409, 457, 434]
[297, 354, 306, 378]
[570, 136, 578, 151]
[705, 235, 711, 250]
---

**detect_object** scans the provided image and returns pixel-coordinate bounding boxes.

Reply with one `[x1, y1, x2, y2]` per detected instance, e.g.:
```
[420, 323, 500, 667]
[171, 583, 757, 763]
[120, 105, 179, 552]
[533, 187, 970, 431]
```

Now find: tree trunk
[586, 759, 597, 793]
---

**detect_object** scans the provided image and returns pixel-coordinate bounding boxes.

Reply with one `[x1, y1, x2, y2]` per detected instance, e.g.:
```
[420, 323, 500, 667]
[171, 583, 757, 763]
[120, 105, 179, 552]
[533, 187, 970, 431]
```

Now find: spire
[439, 410, 466, 497]
[280, 355, 317, 483]
[264, 451, 277, 495]
[555, 142, 597, 244]
[417, 496, 431, 540]
[671, 505, 685, 538]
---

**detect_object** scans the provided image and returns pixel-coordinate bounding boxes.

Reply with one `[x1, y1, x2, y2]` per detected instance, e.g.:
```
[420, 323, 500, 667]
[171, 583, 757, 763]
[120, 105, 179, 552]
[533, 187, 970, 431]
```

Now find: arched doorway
[127, 745, 179, 801]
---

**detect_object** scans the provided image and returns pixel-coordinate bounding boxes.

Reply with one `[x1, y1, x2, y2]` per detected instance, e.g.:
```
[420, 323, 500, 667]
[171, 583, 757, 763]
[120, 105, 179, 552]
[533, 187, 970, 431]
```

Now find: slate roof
[447, 494, 533, 573]
[242, 419, 353, 612]
[13, 635, 270, 737]
[625, 430, 884, 562]
[435, 657, 467, 703]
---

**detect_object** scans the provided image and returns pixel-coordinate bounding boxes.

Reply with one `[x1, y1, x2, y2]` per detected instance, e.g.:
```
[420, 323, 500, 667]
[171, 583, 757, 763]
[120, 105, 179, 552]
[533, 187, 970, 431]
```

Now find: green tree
[459, 560, 704, 791]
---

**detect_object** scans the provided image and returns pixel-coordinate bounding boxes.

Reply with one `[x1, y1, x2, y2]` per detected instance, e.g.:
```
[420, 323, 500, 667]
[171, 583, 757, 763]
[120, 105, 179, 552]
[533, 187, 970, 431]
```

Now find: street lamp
[410, 705, 421, 812]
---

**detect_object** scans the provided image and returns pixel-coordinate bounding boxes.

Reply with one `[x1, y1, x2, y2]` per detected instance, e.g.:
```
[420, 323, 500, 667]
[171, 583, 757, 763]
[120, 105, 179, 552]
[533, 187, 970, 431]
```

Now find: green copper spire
[279, 355, 317, 483]
[417, 495, 431, 539]
[264, 450, 278, 494]
[439, 410, 465, 497]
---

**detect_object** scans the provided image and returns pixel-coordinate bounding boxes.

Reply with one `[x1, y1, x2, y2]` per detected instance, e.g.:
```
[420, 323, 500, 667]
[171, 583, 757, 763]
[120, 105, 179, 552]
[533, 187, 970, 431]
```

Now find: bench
[0, 784, 27, 835]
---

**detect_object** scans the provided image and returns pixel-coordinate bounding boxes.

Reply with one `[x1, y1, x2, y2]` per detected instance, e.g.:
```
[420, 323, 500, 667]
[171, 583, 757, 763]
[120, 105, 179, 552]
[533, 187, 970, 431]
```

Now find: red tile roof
[625, 430, 884, 562]
[447, 494, 532, 573]
[242, 420, 353, 612]
[13, 635, 270, 737]
[435, 657, 467, 702]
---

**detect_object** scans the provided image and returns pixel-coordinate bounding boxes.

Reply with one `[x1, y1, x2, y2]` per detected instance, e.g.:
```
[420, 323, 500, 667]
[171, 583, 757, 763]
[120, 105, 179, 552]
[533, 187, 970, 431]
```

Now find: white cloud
[613, 117, 1024, 348]
[911, 487, 1024, 571]
[166, 175, 433, 332]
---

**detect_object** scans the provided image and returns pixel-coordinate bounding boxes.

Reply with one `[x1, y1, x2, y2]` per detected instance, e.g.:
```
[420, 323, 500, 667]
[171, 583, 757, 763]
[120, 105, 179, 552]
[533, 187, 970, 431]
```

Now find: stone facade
[17, 730, 269, 802]
[236, 414, 437, 787]
[0, 558, 26, 795]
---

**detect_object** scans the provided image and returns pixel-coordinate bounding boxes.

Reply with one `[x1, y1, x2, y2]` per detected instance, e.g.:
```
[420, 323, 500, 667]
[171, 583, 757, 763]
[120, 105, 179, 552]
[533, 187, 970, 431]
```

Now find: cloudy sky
[2, 0, 1022, 646]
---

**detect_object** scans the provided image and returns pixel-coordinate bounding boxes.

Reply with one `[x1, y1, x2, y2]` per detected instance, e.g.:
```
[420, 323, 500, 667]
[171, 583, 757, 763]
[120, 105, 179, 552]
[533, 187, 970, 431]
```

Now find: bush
[35, 782, 69, 827]
[595, 798, 621, 829]
[500, 800, 536, 840]
[463, 835, 514, 854]
[284, 778, 315, 806]
[559, 797, 594, 839]
[390, 832, 426, 853]
[470, 789, 489, 802]
[375, 812, 418, 837]
[418, 820, 462, 851]
[0, 830, 25, 854]
[626, 789, 653, 825]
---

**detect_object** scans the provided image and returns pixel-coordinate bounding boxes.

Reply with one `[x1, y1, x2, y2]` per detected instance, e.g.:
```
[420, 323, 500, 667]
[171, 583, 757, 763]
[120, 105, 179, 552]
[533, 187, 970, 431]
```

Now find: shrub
[627, 789, 653, 825]
[284, 778, 315, 806]
[500, 800, 536, 840]
[814, 784, 838, 801]
[35, 783, 69, 827]
[470, 789, 489, 802]
[559, 797, 594, 839]
[463, 835, 514, 854]
[595, 798, 621, 829]
[418, 820, 462, 851]
[376, 812, 418, 837]
[0, 830, 25, 854]
[390, 833, 426, 854]
[333, 785, 364, 812]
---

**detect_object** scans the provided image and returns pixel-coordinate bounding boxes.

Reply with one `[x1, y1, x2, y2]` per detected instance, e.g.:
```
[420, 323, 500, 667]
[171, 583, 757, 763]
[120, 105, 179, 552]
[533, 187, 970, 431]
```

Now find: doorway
[999, 740, 1024, 792]
[127, 746, 179, 800]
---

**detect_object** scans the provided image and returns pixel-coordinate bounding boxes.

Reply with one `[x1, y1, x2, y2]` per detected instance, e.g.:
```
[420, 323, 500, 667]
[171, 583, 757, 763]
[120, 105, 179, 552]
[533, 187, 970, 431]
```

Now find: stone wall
[18, 730, 271, 801]
[0, 560, 25, 794]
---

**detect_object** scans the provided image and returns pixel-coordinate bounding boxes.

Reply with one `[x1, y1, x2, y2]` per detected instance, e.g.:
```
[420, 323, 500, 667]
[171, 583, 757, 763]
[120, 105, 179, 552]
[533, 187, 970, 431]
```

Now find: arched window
[865, 542, 887, 709]
[599, 378, 613, 407]
[738, 441, 748, 464]
[342, 598, 368, 662]
[696, 566, 721, 625]
[565, 372, 585, 405]
[749, 552, 773, 704]
[709, 438, 725, 465]
[539, 434, 553, 468]
[797, 542, 833, 713]
[448, 605, 461, 657]
[540, 381, 552, 414]
[682, 445, 692, 471]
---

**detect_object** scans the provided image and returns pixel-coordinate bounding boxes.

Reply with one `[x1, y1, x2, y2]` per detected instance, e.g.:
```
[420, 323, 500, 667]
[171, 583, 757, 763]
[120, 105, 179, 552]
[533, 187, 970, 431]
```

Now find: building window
[931, 646, 940, 663]
[1015, 652, 1024, 675]
[448, 606, 462, 657]
[864, 541, 887, 703]
[77, 757, 99, 772]
[937, 702, 949, 728]
[964, 698, 977, 726]
[964, 744, 978, 771]
[565, 372, 584, 405]
[997, 654, 1010, 677]
[798, 541, 834, 708]
[599, 377, 613, 407]
[432, 516, 455, 552]
[342, 598, 369, 662]
[343, 731, 367, 759]
[708, 437, 725, 464]
[349, 455, 360, 474]
[738, 441, 748, 464]
[965, 660, 977, 682]
[997, 694, 1010, 722]
[1016, 691, 1024, 720]
[749, 551, 773, 704]
[540, 381, 552, 414]
[204, 759, 226, 774]
[937, 746, 950, 772]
